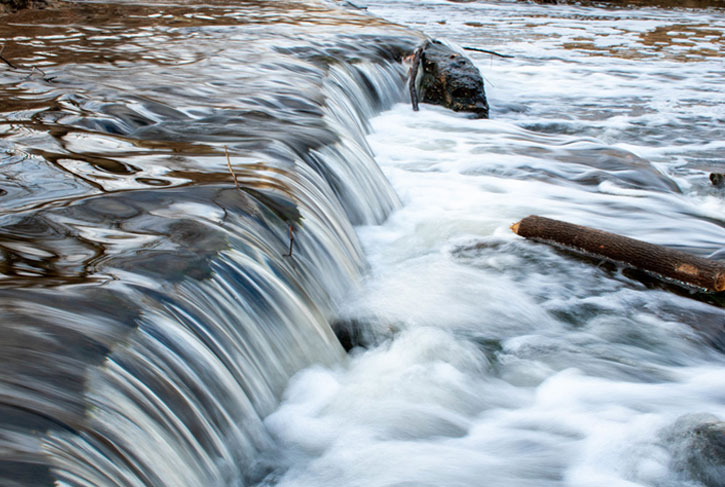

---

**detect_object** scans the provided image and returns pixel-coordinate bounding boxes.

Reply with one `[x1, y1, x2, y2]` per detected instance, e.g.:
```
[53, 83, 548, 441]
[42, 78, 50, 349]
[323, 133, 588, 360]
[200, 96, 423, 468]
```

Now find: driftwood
[511, 215, 725, 292]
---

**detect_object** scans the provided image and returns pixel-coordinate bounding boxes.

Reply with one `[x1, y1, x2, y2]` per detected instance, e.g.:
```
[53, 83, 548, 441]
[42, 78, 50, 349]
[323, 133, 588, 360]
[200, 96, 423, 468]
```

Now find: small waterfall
[0, 2, 419, 485]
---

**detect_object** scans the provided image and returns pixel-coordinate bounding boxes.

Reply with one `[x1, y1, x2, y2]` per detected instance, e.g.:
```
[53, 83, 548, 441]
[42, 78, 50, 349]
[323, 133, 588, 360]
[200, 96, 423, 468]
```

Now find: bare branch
[462, 46, 514, 58]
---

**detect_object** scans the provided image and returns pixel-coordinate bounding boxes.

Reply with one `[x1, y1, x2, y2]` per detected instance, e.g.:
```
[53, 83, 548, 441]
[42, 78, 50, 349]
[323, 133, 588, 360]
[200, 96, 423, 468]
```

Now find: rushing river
[0, 1, 723, 486]
[263, 2, 725, 487]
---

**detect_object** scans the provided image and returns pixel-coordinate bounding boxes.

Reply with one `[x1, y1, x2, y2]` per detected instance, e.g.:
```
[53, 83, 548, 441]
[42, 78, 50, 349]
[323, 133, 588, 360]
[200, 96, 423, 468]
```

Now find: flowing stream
[0, 1, 724, 487]
[263, 2, 725, 487]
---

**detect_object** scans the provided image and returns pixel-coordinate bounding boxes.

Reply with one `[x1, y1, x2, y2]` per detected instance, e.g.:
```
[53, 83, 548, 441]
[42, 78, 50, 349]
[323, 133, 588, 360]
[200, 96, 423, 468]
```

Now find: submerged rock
[664, 413, 725, 487]
[331, 317, 399, 352]
[414, 40, 489, 118]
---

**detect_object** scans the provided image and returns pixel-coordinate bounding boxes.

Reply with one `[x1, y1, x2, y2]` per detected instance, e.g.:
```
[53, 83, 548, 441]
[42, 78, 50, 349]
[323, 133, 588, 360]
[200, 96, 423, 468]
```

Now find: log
[511, 215, 725, 292]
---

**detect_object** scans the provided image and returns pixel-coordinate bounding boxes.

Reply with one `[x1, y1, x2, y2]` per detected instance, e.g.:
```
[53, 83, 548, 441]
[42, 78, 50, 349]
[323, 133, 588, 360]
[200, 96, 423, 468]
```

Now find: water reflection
[0, 1, 418, 485]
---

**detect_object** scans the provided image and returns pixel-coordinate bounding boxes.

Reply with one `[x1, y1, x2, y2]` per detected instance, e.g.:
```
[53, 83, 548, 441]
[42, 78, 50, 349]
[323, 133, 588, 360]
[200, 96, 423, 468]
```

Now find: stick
[224, 146, 241, 192]
[511, 215, 725, 292]
[462, 46, 514, 58]
[408, 46, 423, 112]
[284, 224, 295, 258]
[227, 147, 297, 258]
[0, 44, 19, 70]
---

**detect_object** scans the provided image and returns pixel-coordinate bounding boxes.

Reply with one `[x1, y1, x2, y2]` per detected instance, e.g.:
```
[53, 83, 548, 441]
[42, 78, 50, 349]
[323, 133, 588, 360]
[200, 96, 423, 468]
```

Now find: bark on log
[511, 215, 725, 292]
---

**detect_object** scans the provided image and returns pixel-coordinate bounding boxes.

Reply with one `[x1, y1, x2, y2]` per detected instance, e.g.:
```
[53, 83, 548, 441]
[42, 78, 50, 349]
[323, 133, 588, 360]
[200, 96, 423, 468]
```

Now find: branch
[462, 46, 514, 58]
[224, 146, 241, 192]
[283, 224, 295, 258]
[0, 44, 19, 69]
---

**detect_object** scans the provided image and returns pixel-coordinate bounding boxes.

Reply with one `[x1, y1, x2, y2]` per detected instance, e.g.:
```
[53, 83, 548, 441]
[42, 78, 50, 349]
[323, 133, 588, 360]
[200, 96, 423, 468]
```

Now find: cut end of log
[510, 221, 521, 235]
[716, 273, 725, 293]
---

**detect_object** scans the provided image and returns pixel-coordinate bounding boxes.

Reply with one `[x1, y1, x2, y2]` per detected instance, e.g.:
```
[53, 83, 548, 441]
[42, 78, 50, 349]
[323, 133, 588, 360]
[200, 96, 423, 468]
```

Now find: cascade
[0, 1, 419, 485]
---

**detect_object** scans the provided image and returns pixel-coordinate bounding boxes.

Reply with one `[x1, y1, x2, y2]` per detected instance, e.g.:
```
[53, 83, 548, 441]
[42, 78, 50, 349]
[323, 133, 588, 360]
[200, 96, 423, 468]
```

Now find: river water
[0, 1, 723, 487]
[263, 2, 725, 487]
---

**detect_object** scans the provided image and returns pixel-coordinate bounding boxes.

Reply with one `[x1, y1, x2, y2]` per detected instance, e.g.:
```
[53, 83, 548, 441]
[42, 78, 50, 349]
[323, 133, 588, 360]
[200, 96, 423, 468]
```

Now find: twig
[226, 146, 297, 258]
[462, 46, 514, 58]
[408, 46, 423, 112]
[283, 224, 295, 258]
[0, 44, 19, 70]
[224, 146, 241, 192]
[0, 43, 56, 82]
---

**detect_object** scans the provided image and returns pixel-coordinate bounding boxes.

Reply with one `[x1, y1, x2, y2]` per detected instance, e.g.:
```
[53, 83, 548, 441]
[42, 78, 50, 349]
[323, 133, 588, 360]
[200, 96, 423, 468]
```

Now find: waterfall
[0, 2, 419, 485]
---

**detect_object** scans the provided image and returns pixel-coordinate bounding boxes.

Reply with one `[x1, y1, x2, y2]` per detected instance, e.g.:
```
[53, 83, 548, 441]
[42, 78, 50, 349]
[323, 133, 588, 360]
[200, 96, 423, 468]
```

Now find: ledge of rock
[0, 0, 54, 14]
[414, 40, 489, 119]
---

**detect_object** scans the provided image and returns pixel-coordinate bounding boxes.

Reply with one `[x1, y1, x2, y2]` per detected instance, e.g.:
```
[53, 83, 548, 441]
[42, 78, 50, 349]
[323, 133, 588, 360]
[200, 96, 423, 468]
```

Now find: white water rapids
[263, 2, 725, 486]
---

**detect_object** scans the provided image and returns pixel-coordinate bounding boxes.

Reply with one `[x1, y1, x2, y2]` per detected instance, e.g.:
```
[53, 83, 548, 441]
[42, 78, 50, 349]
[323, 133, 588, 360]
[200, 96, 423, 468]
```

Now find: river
[0, 1, 723, 487]
[263, 2, 725, 487]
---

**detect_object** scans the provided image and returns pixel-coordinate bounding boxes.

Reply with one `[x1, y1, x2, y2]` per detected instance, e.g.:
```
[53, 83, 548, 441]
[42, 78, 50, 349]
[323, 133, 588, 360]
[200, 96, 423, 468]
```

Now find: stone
[665, 414, 725, 487]
[414, 40, 489, 118]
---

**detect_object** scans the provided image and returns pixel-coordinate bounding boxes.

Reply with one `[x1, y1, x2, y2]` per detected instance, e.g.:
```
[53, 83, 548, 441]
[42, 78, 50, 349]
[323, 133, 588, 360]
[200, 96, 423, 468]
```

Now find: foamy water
[263, 2, 725, 486]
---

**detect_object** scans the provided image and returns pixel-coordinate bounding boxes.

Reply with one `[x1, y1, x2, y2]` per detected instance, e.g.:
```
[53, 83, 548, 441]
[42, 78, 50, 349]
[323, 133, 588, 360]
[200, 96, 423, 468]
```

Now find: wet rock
[710, 172, 725, 187]
[331, 317, 398, 352]
[414, 40, 489, 118]
[0, 0, 52, 13]
[664, 413, 725, 487]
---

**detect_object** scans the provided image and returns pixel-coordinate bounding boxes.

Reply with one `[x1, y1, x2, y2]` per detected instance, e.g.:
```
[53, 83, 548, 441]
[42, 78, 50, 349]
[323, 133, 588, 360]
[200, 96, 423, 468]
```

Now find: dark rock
[331, 317, 398, 352]
[414, 40, 489, 119]
[710, 172, 725, 187]
[0, 0, 52, 13]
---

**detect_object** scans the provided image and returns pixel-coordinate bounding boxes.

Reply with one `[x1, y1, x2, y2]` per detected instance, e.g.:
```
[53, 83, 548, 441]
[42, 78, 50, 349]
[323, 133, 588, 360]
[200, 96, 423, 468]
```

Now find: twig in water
[224, 146, 241, 192]
[0, 44, 19, 70]
[283, 224, 295, 258]
[462, 46, 514, 58]
[226, 146, 297, 258]
[408, 46, 423, 112]
[25, 65, 56, 82]
[0, 43, 56, 82]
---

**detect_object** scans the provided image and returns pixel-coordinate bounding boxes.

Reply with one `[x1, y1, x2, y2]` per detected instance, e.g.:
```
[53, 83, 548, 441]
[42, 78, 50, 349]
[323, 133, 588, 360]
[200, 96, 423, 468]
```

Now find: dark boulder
[710, 172, 725, 187]
[331, 317, 399, 352]
[0, 0, 52, 13]
[414, 40, 489, 119]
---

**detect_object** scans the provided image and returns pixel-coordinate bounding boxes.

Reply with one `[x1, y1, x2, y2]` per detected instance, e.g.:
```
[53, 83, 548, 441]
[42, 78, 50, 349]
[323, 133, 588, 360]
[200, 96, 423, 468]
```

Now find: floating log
[511, 215, 725, 292]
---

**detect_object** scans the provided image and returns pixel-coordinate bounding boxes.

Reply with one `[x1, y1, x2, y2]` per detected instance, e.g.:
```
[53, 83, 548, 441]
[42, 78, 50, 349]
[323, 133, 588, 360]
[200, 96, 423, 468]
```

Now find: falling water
[0, 1, 420, 486]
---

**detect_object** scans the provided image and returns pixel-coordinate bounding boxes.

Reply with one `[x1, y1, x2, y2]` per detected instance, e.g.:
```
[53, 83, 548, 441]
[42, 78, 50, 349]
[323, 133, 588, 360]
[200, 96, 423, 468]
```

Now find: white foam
[267, 1, 725, 485]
